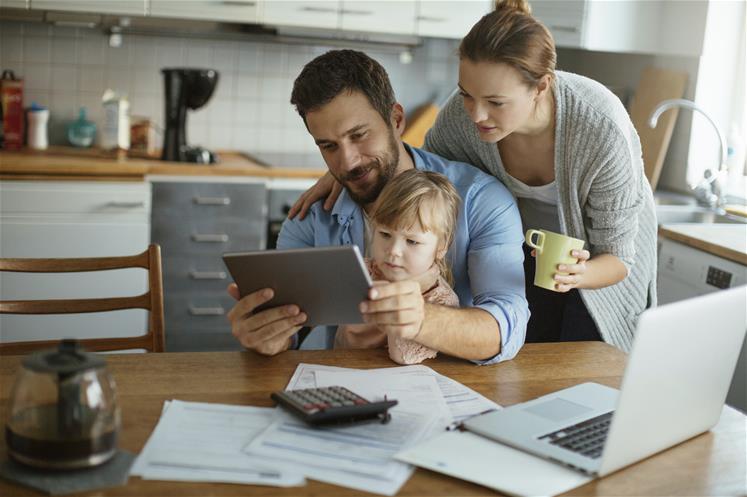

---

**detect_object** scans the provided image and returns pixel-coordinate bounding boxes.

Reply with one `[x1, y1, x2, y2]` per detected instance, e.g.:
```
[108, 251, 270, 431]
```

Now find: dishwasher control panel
[706, 266, 733, 289]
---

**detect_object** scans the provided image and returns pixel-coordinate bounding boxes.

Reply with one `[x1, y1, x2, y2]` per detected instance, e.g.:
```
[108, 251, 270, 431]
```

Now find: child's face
[371, 221, 443, 282]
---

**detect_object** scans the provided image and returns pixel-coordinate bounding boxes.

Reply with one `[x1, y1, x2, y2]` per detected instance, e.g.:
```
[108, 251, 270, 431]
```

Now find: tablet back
[223, 245, 373, 326]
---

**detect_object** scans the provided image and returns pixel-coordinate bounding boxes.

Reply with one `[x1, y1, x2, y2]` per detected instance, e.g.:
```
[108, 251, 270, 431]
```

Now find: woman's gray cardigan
[424, 71, 657, 351]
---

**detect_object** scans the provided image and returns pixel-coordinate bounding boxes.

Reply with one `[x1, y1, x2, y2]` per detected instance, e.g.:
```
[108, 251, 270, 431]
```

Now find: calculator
[271, 386, 398, 426]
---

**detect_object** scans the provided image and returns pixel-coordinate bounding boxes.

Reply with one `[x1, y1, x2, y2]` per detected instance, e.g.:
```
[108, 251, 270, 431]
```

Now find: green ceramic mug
[525, 229, 586, 292]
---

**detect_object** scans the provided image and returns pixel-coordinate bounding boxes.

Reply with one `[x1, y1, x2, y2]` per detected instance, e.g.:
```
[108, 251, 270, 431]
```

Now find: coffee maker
[161, 68, 219, 163]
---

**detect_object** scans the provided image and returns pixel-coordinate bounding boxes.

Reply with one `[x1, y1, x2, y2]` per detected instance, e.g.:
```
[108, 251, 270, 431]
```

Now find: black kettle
[5, 340, 121, 469]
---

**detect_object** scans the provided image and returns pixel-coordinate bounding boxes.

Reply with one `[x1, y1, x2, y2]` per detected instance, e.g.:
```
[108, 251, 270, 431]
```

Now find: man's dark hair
[290, 50, 396, 125]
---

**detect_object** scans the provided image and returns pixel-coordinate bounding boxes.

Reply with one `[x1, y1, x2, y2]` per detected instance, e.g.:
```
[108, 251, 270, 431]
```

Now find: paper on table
[287, 363, 500, 421]
[131, 400, 304, 487]
[314, 369, 452, 431]
[395, 430, 592, 497]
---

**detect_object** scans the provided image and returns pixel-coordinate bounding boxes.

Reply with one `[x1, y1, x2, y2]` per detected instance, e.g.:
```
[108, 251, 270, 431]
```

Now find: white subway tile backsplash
[78, 36, 105, 65]
[105, 43, 132, 68]
[24, 37, 51, 64]
[131, 68, 160, 95]
[52, 38, 77, 65]
[208, 98, 235, 123]
[208, 124, 234, 150]
[3, 21, 452, 157]
[185, 41, 211, 68]
[130, 36, 157, 68]
[105, 67, 133, 95]
[211, 41, 238, 73]
[78, 66, 105, 93]
[237, 44, 259, 74]
[259, 76, 291, 103]
[51, 66, 78, 92]
[235, 74, 259, 99]
[24, 63, 50, 90]
[156, 39, 184, 67]
[233, 99, 259, 125]
[1, 33, 23, 62]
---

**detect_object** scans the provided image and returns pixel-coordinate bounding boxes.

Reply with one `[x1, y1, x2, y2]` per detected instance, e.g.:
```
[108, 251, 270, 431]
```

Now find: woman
[289, 0, 657, 351]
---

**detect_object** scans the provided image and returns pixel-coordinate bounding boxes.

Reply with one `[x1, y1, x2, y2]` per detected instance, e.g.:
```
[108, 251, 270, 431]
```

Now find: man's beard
[335, 131, 399, 206]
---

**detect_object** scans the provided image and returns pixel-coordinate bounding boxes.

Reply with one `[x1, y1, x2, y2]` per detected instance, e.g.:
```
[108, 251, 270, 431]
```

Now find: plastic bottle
[27, 102, 49, 150]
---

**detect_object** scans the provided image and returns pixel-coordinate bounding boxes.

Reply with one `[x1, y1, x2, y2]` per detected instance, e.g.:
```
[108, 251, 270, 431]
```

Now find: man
[227, 50, 528, 364]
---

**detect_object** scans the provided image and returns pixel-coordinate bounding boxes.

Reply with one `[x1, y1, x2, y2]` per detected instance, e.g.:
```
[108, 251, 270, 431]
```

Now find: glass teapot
[5, 339, 121, 469]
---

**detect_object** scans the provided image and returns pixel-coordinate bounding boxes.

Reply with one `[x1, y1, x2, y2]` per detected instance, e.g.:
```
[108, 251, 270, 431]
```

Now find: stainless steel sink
[656, 206, 747, 225]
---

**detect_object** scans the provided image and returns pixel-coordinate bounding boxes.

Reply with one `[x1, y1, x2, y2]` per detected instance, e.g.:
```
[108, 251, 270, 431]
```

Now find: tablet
[222, 245, 373, 326]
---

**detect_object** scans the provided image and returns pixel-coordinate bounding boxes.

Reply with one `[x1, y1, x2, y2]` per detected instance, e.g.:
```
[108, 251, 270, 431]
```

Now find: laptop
[464, 285, 747, 477]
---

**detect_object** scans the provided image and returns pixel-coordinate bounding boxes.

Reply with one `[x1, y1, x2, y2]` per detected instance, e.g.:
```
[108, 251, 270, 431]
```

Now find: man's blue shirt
[277, 145, 529, 364]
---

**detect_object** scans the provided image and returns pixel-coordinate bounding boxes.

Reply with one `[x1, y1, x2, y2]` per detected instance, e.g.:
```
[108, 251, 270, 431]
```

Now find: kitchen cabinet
[531, 0, 708, 57]
[261, 0, 416, 36]
[261, 0, 340, 30]
[0, 180, 151, 345]
[339, 1, 416, 36]
[150, 0, 259, 23]
[0, 0, 29, 9]
[29, 0, 148, 16]
[150, 179, 267, 352]
[416, 0, 491, 39]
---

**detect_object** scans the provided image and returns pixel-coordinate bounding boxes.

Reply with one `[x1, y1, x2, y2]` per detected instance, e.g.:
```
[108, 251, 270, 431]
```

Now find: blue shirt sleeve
[464, 179, 529, 365]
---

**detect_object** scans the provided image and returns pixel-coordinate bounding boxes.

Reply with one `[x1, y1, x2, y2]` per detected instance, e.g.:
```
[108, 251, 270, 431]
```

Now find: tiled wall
[0, 20, 458, 158]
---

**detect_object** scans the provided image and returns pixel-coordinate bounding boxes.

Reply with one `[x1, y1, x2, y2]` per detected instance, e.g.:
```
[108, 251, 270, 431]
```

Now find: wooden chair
[0, 244, 165, 355]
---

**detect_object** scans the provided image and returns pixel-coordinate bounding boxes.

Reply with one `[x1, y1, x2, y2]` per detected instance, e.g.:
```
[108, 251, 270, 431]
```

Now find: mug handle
[525, 229, 545, 254]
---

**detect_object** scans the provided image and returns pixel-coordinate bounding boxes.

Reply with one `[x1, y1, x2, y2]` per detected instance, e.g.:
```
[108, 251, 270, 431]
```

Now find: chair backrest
[0, 244, 165, 355]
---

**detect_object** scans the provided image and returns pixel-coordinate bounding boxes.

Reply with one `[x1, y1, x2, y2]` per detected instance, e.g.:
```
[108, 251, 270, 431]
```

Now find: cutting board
[628, 67, 688, 190]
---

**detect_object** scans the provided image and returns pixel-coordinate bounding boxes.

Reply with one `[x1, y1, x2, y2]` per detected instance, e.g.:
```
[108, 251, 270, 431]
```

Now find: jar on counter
[27, 102, 49, 150]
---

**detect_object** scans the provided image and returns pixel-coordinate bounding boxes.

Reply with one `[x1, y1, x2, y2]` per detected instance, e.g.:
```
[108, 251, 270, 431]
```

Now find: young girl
[335, 169, 461, 365]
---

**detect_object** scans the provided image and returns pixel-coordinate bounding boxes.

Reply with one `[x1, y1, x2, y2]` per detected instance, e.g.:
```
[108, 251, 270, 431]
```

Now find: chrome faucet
[648, 98, 728, 208]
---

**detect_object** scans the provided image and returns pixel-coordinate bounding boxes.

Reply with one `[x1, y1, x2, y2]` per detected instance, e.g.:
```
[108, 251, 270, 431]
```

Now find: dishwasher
[658, 236, 747, 412]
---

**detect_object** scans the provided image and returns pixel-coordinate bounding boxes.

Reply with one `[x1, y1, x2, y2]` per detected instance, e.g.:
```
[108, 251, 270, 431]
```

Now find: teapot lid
[22, 339, 106, 376]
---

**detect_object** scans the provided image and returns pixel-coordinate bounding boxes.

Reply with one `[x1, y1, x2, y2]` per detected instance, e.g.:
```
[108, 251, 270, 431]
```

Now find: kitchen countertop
[0, 147, 327, 180]
[659, 223, 747, 266]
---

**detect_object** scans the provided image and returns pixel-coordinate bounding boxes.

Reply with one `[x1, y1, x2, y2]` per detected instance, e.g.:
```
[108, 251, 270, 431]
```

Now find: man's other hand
[360, 280, 425, 341]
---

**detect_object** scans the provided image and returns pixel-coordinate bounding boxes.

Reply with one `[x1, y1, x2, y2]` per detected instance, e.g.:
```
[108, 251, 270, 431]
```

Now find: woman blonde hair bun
[495, 0, 532, 15]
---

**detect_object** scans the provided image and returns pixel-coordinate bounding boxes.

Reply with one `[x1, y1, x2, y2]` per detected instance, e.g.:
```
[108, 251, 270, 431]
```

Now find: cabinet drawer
[152, 182, 266, 221]
[1, 181, 151, 216]
[164, 293, 234, 333]
[150, 0, 259, 23]
[161, 255, 232, 294]
[153, 217, 265, 255]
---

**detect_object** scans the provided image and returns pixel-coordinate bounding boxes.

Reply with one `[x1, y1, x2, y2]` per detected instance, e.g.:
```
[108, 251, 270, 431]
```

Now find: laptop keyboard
[537, 411, 613, 459]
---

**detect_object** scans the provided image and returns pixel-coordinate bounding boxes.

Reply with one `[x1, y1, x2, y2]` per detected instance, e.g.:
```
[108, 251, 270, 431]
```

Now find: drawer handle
[340, 8, 373, 15]
[189, 270, 227, 280]
[417, 16, 446, 22]
[193, 196, 231, 206]
[106, 201, 146, 208]
[221, 0, 255, 5]
[300, 6, 337, 13]
[192, 234, 229, 243]
[189, 306, 225, 316]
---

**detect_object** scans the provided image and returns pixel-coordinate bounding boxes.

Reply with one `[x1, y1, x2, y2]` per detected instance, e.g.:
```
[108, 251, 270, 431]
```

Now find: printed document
[131, 400, 304, 486]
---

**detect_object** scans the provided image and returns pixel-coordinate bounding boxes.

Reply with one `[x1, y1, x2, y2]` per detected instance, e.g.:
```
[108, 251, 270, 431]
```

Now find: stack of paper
[131, 363, 502, 495]
[131, 400, 304, 486]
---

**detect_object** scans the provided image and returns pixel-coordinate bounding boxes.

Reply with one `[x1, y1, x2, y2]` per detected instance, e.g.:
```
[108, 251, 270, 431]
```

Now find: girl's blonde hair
[370, 169, 461, 285]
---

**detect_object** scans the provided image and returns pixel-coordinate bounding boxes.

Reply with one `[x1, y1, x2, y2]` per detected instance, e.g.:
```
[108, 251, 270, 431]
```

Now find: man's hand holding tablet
[223, 246, 373, 355]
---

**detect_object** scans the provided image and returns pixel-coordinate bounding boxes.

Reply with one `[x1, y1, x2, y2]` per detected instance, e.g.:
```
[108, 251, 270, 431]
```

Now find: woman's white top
[503, 175, 561, 233]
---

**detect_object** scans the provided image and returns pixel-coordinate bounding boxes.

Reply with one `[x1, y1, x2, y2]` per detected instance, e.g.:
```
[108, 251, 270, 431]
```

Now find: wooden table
[1, 343, 745, 496]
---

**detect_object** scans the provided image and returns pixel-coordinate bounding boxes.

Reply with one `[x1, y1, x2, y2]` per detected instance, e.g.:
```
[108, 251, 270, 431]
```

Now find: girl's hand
[287, 172, 343, 220]
[553, 249, 591, 292]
